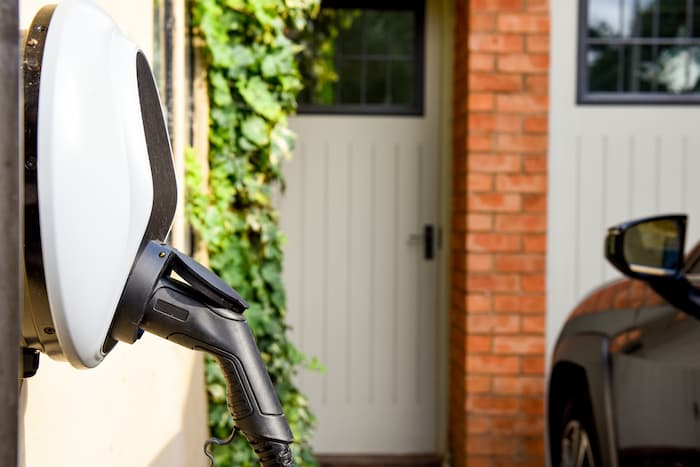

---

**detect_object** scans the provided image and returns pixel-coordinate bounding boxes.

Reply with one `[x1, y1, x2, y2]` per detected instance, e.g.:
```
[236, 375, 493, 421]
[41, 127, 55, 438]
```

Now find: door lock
[408, 224, 437, 260]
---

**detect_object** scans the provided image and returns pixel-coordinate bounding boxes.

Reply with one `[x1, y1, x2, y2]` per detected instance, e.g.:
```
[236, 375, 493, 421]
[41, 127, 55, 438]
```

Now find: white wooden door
[279, 0, 447, 454]
[548, 2, 700, 352]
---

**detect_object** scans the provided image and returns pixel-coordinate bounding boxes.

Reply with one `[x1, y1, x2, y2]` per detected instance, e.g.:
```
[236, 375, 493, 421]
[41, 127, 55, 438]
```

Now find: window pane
[366, 60, 388, 104]
[621, 0, 638, 37]
[388, 12, 415, 55]
[589, 0, 622, 37]
[338, 10, 363, 55]
[338, 59, 362, 103]
[622, 45, 654, 91]
[581, 0, 700, 101]
[296, 4, 423, 113]
[659, 0, 688, 37]
[652, 46, 700, 93]
[365, 11, 389, 55]
[588, 44, 620, 91]
[637, 0, 656, 37]
[390, 60, 414, 105]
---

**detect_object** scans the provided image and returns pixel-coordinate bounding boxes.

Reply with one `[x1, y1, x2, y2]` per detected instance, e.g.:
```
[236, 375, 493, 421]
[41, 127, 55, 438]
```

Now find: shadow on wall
[19, 336, 208, 467]
[149, 355, 208, 467]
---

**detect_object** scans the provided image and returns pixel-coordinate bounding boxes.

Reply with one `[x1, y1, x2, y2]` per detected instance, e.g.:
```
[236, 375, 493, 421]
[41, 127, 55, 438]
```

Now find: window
[296, 0, 425, 115]
[579, 0, 700, 103]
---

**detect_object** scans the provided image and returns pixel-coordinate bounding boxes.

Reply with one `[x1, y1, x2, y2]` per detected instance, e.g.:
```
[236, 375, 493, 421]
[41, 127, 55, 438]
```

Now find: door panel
[279, 0, 445, 454]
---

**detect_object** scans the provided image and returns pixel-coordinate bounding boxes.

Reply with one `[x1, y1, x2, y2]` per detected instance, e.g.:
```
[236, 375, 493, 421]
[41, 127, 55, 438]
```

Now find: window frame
[297, 0, 426, 116]
[578, 0, 700, 105]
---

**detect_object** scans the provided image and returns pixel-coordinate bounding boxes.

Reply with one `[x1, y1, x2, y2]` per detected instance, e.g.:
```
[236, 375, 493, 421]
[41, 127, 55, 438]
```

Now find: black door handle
[424, 224, 435, 260]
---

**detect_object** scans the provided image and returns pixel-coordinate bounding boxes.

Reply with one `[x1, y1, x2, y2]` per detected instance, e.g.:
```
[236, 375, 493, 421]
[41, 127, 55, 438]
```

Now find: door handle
[408, 224, 436, 260]
[424, 224, 435, 260]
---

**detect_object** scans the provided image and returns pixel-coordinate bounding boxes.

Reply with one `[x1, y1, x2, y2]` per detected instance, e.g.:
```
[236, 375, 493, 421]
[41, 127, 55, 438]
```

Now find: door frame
[434, 0, 454, 458]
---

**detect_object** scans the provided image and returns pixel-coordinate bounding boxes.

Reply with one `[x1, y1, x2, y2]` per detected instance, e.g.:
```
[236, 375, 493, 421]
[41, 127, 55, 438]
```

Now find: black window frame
[297, 0, 426, 116]
[578, 0, 700, 105]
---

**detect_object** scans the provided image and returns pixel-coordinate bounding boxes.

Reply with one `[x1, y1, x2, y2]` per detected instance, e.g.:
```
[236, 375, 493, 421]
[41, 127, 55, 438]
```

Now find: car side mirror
[605, 214, 700, 318]
[606, 214, 687, 280]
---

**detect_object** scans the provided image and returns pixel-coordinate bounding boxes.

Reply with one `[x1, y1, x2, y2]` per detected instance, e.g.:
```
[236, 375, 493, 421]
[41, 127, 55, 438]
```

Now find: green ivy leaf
[241, 115, 270, 146]
[188, 0, 322, 465]
[238, 76, 283, 121]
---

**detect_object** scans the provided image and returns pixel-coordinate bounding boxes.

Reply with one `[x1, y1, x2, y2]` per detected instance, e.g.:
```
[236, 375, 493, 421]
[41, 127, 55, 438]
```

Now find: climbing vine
[187, 0, 321, 465]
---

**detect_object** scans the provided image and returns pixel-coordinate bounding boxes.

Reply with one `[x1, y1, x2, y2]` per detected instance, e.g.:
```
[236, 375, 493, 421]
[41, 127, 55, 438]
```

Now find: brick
[470, 34, 524, 53]
[467, 173, 494, 191]
[525, 75, 549, 93]
[470, 73, 523, 92]
[472, 0, 523, 10]
[470, 53, 496, 71]
[470, 13, 496, 32]
[527, 0, 549, 12]
[495, 214, 546, 232]
[467, 274, 521, 292]
[467, 294, 492, 312]
[493, 376, 544, 395]
[492, 416, 545, 435]
[526, 34, 549, 52]
[524, 437, 545, 456]
[494, 460, 543, 467]
[498, 54, 549, 73]
[467, 336, 493, 353]
[496, 134, 548, 154]
[523, 116, 548, 135]
[468, 154, 521, 173]
[468, 213, 494, 231]
[469, 134, 494, 151]
[498, 14, 550, 33]
[522, 356, 545, 374]
[467, 415, 492, 434]
[494, 254, 545, 273]
[493, 336, 545, 354]
[468, 194, 522, 213]
[522, 315, 545, 333]
[466, 435, 520, 455]
[523, 195, 547, 213]
[469, 114, 522, 133]
[467, 233, 521, 252]
[467, 396, 521, 414]
[468, 314, 521, 334]
[522, 274, 546, 292]
[467, 355, 520, 375]
[469, 93, 495, 111]
[467, 253, 494, 272]
[464, 457, 491, 467]
[493, 295, 545, 314]
[523, 235, 547, 253]
[496, 95, 549, 112]
[521, 398, 545, 415]
[496, 174, 547, 192]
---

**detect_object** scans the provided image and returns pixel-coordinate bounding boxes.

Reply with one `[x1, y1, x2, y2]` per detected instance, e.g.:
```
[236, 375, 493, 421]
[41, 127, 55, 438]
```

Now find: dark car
[548, 214, 700, 467]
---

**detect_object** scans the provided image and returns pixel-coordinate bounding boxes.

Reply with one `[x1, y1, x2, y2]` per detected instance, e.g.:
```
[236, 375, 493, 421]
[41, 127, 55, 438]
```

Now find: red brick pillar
[449, 1, 549, 466]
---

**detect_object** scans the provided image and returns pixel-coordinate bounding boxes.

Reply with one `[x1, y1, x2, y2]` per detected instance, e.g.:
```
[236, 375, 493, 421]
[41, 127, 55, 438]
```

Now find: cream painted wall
[19, 1, 207, 466]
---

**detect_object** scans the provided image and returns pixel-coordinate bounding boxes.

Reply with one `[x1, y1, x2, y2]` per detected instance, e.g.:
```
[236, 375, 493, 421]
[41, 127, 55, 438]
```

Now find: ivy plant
[187, 0, 321, 465]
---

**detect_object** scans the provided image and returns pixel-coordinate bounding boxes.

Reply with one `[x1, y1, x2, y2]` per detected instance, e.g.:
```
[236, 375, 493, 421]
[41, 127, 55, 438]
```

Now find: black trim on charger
[135, 52, 178, 244]
[22, 4, 62, 357]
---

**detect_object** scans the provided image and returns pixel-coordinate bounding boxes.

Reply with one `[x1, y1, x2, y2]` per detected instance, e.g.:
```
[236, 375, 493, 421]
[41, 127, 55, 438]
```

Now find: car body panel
[550, 270, 700, 466]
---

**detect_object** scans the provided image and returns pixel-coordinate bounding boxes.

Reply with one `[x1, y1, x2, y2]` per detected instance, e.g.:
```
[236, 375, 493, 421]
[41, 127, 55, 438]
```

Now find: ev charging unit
[20, 1, 294, 465]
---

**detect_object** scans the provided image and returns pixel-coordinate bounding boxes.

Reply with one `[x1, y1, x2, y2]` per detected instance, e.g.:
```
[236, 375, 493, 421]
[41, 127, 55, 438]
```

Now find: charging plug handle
[112, 242, 294, 466]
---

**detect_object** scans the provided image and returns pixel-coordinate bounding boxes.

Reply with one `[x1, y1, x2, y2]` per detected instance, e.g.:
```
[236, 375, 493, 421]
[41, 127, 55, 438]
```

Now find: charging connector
[110, 241, 294, 466]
